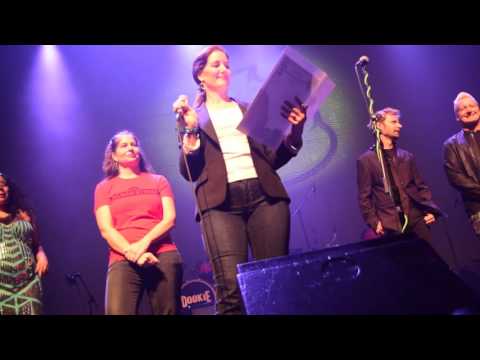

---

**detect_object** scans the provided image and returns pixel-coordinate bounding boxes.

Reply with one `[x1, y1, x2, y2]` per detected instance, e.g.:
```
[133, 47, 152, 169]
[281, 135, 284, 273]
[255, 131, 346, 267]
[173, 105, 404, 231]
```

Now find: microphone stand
[354, 59, 392, 201]
[439, 214, 460, 272]
[324, 226, 338, 249]
[293, 184, 316, 251]
[66, 273, 99, 315]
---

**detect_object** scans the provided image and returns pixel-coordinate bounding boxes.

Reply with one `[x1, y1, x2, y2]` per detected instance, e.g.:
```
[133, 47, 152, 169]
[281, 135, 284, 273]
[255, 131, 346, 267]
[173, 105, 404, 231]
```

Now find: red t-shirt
[94, 172, 177, 266]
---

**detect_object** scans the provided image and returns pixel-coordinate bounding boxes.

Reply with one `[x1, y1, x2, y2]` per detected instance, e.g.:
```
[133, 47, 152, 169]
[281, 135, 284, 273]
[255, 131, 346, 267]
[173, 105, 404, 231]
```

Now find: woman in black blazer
[173, 45, 307, 315]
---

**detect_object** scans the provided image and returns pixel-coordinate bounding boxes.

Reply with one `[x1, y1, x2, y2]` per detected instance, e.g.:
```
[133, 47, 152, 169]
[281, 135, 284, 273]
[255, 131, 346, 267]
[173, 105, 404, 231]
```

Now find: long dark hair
[102, 130, 153, 178]
[192, 45, 229, 108]
[0, 172, 35, 219]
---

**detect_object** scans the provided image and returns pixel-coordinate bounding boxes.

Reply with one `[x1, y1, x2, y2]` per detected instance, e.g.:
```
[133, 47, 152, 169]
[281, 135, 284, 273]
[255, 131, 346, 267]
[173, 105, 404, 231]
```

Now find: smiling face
[0, 175, 8, 209]
[197, 50, 231, 93]
[112, 134, 141, 168]
[455, 95, 480, 127]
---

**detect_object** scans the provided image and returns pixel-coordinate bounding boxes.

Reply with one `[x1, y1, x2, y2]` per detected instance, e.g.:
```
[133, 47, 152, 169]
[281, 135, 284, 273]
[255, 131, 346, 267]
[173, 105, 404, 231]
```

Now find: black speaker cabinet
[237, 236, 480, 315]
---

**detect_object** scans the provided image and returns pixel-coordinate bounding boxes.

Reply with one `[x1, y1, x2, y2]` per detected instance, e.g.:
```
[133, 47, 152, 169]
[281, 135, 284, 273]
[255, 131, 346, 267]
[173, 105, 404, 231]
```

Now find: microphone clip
[176, 111, 184, 122]
[355, 55, 370, 68]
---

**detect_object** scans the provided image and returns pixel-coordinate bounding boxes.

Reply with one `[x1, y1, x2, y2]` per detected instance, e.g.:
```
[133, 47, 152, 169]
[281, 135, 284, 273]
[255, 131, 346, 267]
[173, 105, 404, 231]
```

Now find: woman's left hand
[281, 96, 307, 126]
[35, 250, 49, 278]
[136, 252, 159, 267]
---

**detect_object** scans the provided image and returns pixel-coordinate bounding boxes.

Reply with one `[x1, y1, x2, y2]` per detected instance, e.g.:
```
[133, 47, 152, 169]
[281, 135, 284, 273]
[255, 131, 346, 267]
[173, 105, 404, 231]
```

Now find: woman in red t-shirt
[94, 130, 183, 315]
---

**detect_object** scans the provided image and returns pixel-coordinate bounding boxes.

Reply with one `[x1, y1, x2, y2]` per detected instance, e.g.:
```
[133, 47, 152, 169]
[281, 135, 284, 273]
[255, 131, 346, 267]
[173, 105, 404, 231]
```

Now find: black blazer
[179, 100, 302, 220]
[357, 146, 441, 232]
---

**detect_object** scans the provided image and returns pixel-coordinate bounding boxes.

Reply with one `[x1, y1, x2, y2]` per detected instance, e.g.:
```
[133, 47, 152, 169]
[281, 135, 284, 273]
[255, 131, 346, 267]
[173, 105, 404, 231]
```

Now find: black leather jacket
[443, 129, 480, 216]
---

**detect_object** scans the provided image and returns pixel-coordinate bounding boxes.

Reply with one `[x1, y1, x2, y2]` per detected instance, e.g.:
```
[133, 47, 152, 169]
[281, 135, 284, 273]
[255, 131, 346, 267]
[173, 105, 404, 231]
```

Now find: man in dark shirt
[444, 92, 480, 239]
[357, 107, 441, 242]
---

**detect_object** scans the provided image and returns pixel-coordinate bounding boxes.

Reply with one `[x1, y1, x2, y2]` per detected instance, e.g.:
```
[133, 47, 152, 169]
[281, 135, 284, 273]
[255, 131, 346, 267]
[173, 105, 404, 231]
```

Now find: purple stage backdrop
[1, 45, 480, 314]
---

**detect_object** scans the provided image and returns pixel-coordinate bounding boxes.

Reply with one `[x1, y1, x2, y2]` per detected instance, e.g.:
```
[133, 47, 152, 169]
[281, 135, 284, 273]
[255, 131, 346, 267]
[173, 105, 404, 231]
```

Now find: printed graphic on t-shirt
[111, 187, 158, 201]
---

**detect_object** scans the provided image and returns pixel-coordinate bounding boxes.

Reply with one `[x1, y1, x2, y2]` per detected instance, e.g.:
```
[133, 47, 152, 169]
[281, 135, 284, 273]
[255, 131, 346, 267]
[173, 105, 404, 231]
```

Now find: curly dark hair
[0, 172, 35, 219]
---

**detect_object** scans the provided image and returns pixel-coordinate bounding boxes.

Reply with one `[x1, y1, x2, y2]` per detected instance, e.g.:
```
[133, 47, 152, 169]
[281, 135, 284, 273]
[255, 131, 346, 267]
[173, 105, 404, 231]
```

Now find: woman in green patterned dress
[0, 172, 49, 315]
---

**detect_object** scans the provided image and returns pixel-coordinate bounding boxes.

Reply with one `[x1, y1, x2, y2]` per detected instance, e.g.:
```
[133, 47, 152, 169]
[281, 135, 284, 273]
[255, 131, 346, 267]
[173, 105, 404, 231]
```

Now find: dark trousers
[362, 207, 432, 243]
[404, 206, 432, 242]
[105, 250, 183, 315]
[405, 218, 432, 242]
[201, 178, 290, 315]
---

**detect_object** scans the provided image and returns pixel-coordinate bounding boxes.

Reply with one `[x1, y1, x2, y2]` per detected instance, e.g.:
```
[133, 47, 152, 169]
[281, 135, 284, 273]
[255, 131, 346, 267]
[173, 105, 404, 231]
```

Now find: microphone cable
[175, 117, 226, 313]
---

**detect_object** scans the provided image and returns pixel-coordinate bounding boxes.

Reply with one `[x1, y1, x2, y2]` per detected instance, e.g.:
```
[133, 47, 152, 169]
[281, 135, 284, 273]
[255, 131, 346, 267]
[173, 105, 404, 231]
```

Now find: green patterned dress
[0, 220, 42, 315]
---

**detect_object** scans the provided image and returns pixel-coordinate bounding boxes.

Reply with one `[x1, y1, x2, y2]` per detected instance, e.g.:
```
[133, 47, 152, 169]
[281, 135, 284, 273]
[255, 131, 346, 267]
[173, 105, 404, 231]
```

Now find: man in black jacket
[357, 107, 441, 242]
[444, 92, 480, 239]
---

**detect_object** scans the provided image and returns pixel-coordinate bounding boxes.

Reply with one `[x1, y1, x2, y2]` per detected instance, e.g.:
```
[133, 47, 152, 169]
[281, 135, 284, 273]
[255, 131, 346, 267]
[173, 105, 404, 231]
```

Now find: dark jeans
[105, 250, 183, 315]
[201, 178, 290, 315]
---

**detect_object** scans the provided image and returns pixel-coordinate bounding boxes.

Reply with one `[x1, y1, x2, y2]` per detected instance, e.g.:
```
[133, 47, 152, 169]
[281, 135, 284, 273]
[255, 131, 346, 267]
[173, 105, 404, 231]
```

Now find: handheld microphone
[176, 110, 184, 122]
[356, 55, 370, 67]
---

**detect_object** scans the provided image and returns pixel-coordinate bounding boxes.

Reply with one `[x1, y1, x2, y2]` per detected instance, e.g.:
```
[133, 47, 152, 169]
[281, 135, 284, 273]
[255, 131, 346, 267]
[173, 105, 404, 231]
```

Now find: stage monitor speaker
[237, 236, 480, 315]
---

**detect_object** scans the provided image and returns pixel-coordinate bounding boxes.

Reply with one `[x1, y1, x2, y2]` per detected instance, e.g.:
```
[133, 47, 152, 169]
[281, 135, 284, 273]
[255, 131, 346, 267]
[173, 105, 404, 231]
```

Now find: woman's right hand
[172, 95, 199, 129]
[123, 241, 149, 263]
